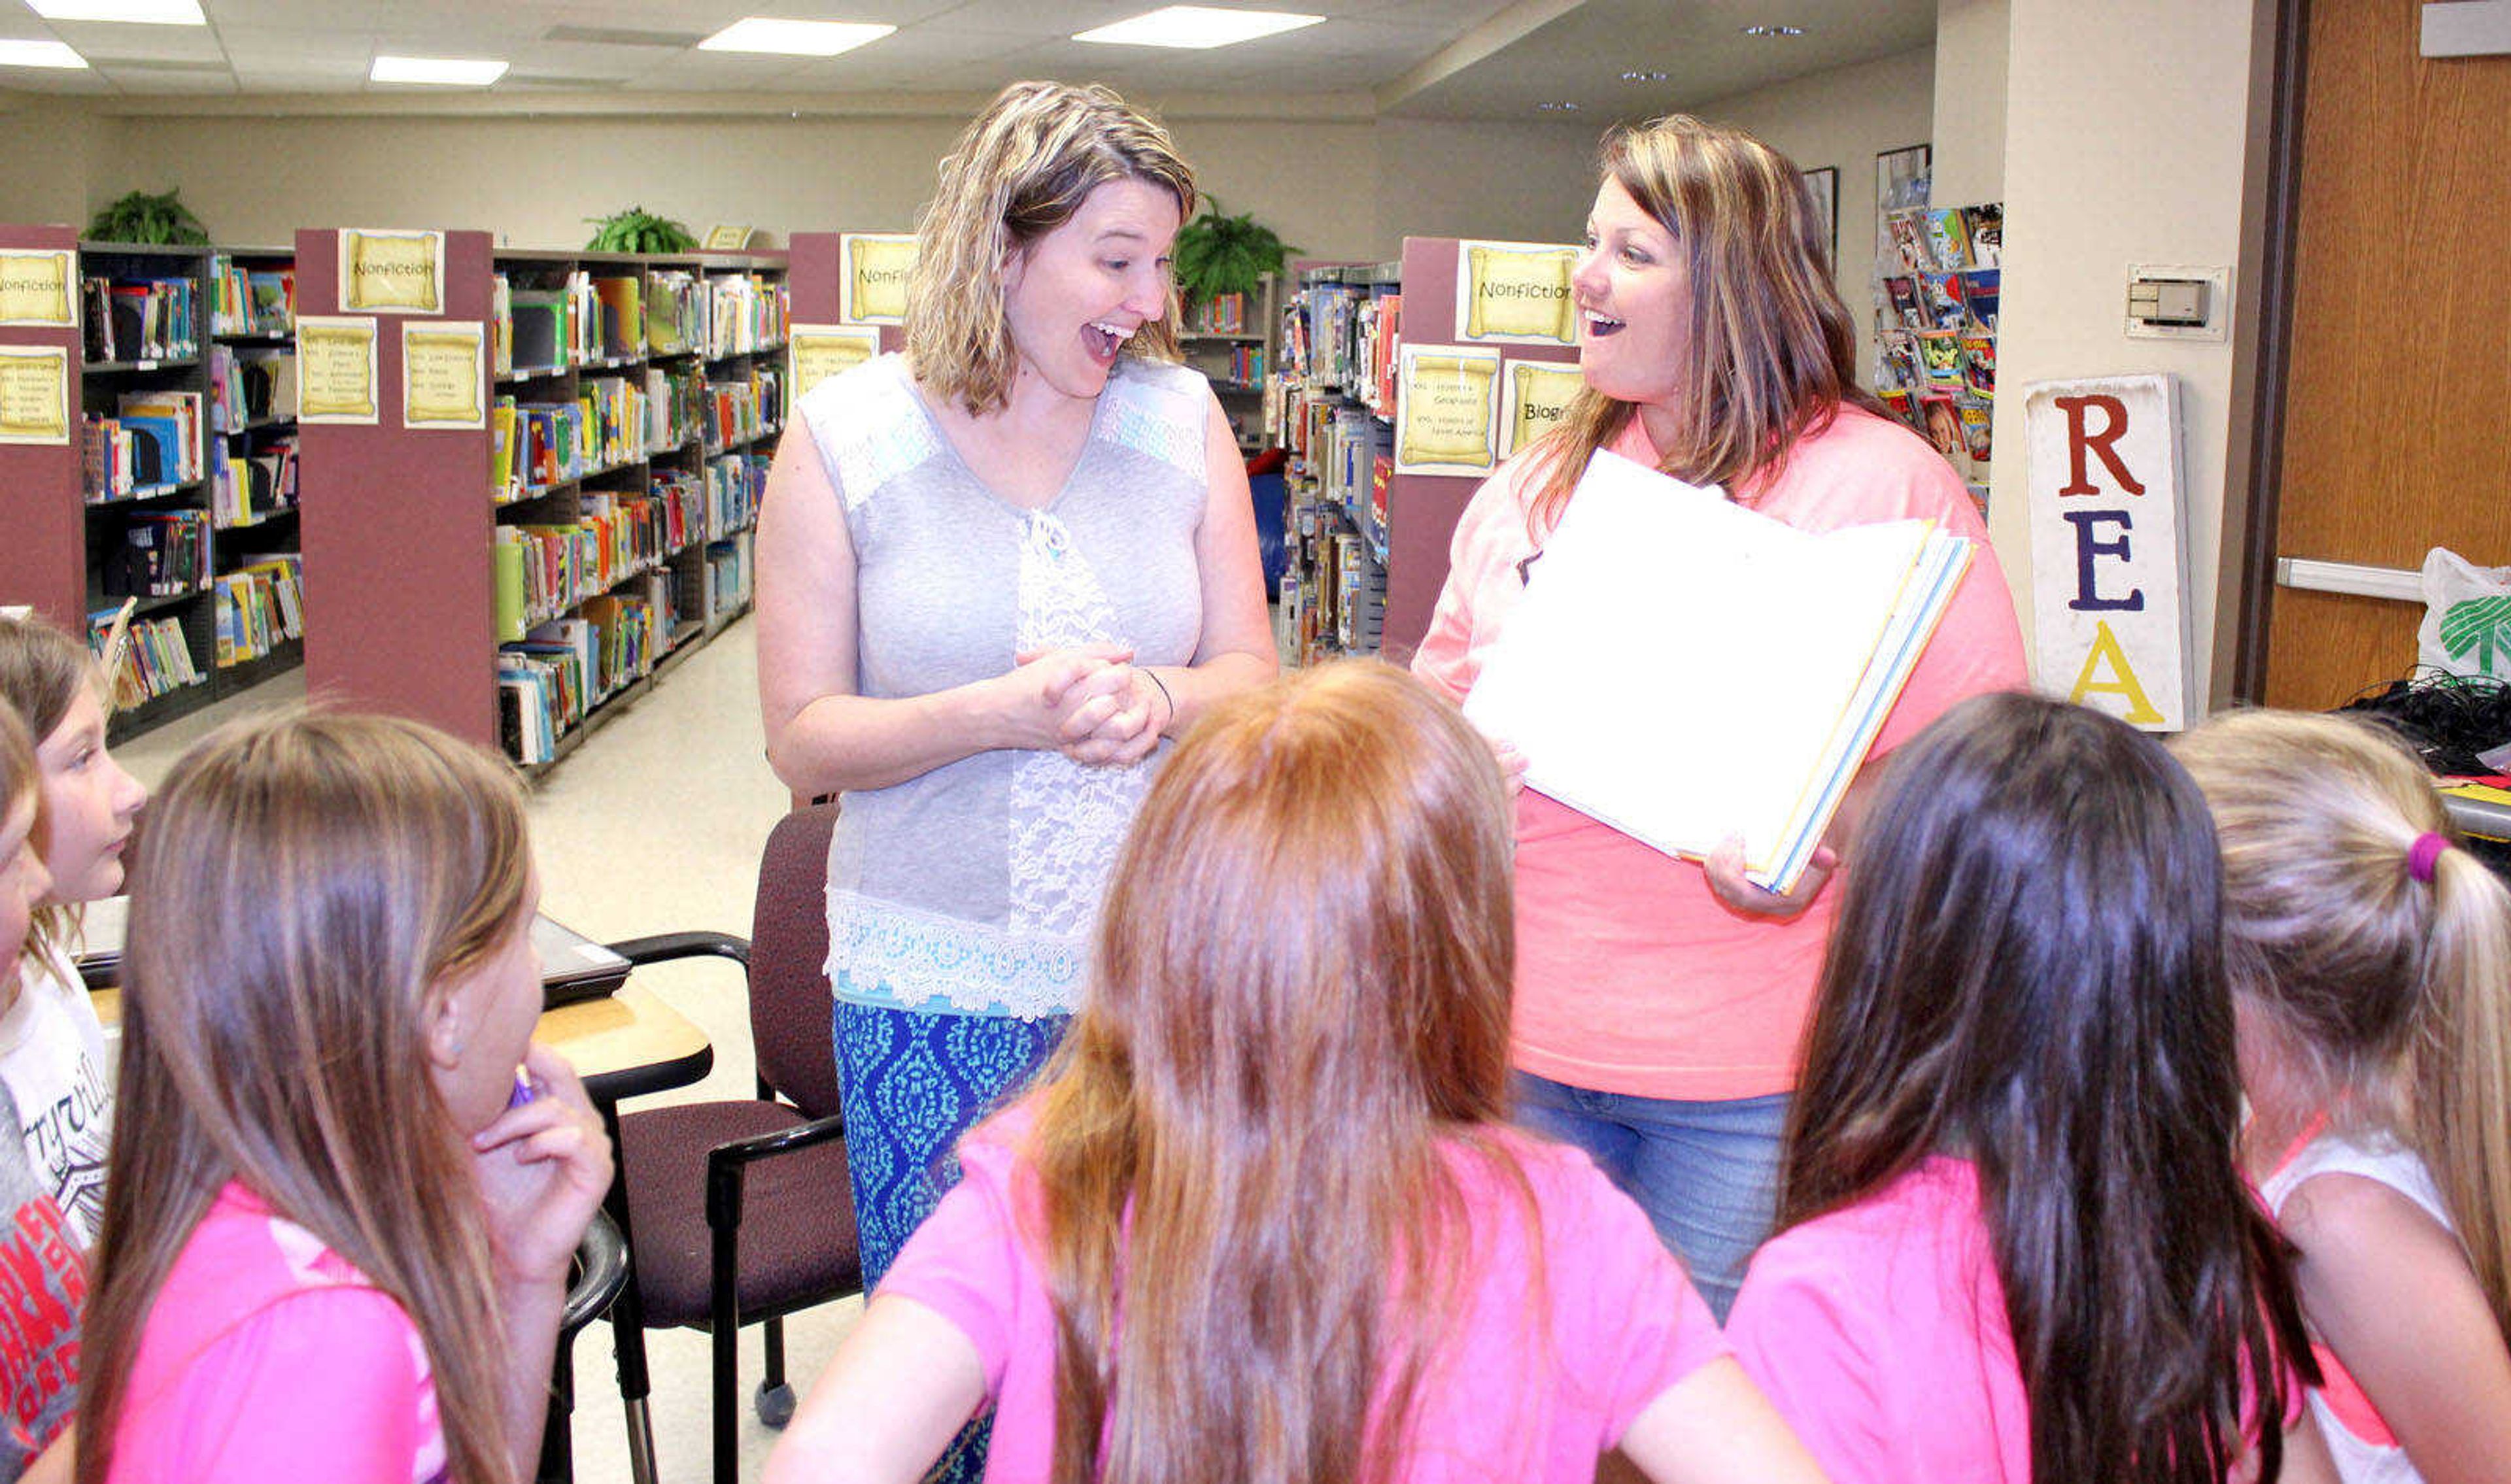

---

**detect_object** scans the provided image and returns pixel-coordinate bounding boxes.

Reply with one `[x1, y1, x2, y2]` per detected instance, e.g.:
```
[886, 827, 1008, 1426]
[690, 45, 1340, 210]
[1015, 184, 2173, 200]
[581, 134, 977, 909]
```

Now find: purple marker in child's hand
[507, 1070, 538, 1111]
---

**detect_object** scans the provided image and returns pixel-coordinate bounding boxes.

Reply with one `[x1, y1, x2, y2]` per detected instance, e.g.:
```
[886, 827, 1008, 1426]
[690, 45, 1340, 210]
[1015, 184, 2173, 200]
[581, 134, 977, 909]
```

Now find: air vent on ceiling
[505, 73, 628, 88]
[95, 57, 230, 72]
[542, 25, 706, 48]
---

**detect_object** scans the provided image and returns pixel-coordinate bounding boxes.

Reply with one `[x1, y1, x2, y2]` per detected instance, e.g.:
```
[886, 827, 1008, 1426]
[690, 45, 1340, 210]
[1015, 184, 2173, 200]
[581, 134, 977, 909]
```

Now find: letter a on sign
[2024, 374, 2191, 730]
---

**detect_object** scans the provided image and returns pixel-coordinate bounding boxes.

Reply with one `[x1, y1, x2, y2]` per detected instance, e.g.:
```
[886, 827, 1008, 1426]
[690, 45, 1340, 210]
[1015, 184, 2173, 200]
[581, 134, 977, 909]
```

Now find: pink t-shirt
[882, 1108, 1730, 1483]
[105, 1182, 448, 1484]
[1726, 1156, 2030, 1483]
[1412, 407, 2026, 1099]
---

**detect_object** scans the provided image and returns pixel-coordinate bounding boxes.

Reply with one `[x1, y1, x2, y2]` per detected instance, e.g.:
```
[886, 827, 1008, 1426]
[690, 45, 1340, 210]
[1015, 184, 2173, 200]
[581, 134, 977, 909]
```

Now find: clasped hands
[1008, 644, 1169, 768]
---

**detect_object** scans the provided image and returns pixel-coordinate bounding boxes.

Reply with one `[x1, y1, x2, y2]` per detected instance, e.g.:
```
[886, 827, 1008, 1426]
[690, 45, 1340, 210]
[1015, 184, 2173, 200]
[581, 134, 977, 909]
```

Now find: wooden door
[2263, 0, 2511, 709]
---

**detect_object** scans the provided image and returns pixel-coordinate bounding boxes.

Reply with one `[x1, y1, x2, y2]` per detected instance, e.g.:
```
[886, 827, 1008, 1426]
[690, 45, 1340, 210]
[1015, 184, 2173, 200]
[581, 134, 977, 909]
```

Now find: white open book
[1461, 450, 1972, 893]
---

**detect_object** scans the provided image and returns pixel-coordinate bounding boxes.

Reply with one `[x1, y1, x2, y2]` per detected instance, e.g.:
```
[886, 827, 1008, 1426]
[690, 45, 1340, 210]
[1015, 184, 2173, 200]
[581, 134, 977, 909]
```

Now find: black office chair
[536, 1209, 630, 1484]
[600, 804, 861, 1484]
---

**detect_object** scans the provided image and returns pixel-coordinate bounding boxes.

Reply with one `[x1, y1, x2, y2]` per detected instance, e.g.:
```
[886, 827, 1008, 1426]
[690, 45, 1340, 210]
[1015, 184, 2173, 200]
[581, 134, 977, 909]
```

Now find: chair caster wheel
[756, 1381, 796, 1428]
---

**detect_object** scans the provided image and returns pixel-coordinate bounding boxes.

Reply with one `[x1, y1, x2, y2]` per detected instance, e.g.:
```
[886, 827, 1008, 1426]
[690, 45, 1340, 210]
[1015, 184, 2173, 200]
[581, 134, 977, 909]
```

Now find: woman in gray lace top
[753, 80, 1276, 1466]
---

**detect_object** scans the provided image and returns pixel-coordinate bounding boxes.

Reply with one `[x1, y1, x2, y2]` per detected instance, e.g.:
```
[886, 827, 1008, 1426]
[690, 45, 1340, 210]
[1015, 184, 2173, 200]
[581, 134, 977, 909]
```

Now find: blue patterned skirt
[832, 999, 1070, 1484]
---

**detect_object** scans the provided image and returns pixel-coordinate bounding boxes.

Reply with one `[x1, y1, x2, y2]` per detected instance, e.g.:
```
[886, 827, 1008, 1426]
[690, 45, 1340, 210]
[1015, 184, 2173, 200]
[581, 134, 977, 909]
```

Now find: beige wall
[0, 97, 106, 229]
[1928, 0, 2009, 207]
[1686, 46, 1938, 387]
[1988, 0, 2260, 697]
[33, 107, 1599, 263]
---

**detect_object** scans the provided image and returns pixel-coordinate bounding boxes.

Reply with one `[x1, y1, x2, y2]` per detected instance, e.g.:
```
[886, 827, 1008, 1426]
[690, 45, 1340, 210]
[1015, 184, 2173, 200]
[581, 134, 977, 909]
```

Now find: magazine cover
[1881, 388, 1920, 431]
[1962, 269, 2000, 332]
[1922, 273, 1968, 331]
[1960, 332, 1996, 399]
[1964, 203, 2003, 267]
[1887, 210, 1936, 274]
[1879, 331, 1923, 392]
[1917, 328, 1966, 390]
[1885, 276, 1928, 332]
[1919, 392, 1962, 460]
[1925, 209, 1973, 272]
[1959, 400, 1993, 464]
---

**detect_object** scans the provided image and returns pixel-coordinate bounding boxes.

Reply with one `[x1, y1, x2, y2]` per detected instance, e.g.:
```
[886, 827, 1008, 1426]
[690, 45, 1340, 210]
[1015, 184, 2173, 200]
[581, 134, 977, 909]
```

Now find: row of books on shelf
[100, 510, 212, 599]
[82, 390, 205, 499]
[209, 436, 298, 528]
[1301, 407, 1392, 552]
[213, 556, 303, 667]
[81, 275, 197, 364]
[208, 345, 296, 431]
[647, 364, 706, 452]
[88, 611, 204, 711]
[1189, 291, 1258, 335]
[209, 260, 294, 338]
[1212, 344, 1267, 386]
[492, 268, 793, 377]
[492, 379, 647, 496]
[700, 367, 782, 451]
[698, 272, 788, 358]
[1283, 520, 1385, 664]
[497, 586, 665, 764]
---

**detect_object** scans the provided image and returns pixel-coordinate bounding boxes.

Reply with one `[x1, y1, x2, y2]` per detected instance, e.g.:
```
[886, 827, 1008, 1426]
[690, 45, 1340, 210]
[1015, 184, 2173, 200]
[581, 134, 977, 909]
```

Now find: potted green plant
[585, 207, 699, 254]
[1170, 197, 1293, 316]
[86, 188, 211, 246]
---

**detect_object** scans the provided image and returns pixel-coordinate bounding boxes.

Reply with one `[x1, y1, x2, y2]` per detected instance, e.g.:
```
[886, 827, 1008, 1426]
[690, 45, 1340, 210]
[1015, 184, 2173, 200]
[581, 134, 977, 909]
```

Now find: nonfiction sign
[2023, 373, 2191, 730]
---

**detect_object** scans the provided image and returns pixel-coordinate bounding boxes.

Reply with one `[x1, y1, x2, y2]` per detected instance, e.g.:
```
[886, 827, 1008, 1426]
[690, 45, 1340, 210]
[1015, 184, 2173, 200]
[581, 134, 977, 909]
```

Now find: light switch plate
[2125, 263, 2232, 342]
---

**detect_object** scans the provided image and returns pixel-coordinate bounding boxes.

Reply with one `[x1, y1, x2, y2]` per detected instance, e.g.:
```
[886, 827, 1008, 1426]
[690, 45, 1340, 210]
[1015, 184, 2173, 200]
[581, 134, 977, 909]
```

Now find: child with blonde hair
[0, 694, 84, 1483]
[2178, 709, 2511, 1484]
[0, 615, 145, 1247]
[77, 713, 609, 1484]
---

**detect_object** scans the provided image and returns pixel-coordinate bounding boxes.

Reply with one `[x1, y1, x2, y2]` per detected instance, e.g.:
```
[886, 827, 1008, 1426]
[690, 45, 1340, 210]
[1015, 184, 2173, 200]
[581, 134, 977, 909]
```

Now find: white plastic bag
[2419, 547, 2511, 679]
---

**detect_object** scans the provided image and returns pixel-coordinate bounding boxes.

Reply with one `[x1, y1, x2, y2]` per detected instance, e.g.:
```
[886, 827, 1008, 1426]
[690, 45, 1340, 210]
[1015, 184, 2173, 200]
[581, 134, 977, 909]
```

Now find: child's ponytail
[2416, 837, 2511, 1334]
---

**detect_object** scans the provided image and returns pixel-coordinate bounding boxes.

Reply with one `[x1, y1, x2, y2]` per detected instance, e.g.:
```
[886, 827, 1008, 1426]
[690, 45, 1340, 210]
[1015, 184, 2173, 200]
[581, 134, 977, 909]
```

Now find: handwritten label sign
[840, 233, 917, 326]
[1394, 344, 1501, 475]
[704, 224, 758, 250]
[789, 324, 880, 403]
[403, 320, 486, 429]
[339, 229, 444, 315]
[1499, 359, 1583, 458]
[297, 316, 380, 424]
[2024, 373, 2191, 729]
[1456, 240, 1578, 345]
[0, 346, 70, 444]
[0, 250, 75, 328]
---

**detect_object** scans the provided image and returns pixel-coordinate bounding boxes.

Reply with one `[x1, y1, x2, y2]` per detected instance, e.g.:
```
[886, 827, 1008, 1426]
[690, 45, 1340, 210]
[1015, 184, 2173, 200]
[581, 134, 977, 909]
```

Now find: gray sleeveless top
[800, 353, 1209, 1019]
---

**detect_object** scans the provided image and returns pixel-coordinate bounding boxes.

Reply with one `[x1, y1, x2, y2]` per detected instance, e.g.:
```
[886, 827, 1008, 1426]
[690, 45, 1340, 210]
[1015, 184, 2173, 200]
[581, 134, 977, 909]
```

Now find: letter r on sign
[2054, 395, 2147, 496]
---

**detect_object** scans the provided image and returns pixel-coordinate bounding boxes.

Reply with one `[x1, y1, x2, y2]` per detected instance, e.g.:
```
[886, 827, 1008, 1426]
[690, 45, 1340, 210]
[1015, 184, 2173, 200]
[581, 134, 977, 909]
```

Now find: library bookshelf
[294, 229, 789, 771]
[1177, 273, 1279, 456]
[0, 226, 305, 742]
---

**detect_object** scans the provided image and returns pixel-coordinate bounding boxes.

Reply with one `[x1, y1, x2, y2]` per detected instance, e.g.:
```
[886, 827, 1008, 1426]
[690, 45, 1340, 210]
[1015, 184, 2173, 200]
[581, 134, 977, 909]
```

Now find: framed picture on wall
[1801, 167, 1838, 265]
[1875, 143, 1932, 256]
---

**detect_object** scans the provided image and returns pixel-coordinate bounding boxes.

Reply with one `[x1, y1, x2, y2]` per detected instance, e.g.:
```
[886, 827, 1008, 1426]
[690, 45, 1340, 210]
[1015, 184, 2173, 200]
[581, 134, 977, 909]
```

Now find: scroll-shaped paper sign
[840, 233, 917, 326]
[297, 316, 381, 424]
[339, 229, 445, 315]
[790, 324, 881, 402]
[0, 250, 75, 328]
[1456, 240, 1579, 345]
[704, 224, 759, 250]
[403, 320, 487, 429]
[0, 346, 70, 445]
[1499, 359, 1584, 458]
[1395, 344, 1501, 475]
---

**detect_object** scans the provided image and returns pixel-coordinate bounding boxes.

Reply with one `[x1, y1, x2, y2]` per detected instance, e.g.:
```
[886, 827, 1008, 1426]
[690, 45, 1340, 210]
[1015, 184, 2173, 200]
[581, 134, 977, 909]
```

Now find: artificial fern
[585, 207, 698, 254]
[1171, 197, 1293, 309]
[86, 189, 211, 246]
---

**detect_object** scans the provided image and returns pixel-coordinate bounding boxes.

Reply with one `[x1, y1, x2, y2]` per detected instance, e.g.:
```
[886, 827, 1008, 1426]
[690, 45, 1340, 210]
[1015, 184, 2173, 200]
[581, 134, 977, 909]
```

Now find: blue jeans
[1511, 1072, 1789, 1321]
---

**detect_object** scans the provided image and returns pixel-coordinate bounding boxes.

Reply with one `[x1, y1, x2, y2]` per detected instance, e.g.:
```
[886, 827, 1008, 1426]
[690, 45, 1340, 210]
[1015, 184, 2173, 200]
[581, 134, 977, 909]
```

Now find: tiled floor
[117, 618, 861, 1483]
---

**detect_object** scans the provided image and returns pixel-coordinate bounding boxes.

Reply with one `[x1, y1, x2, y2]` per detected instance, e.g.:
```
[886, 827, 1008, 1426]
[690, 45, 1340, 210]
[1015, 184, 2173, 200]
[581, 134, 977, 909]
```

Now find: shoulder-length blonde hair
[906, 80, 1194, 414]
[1027, 660, 1530, 1484]
[79, 712, 534, 1484]
[1528, 112, 1884, 535]
[0, 613, 107, 964]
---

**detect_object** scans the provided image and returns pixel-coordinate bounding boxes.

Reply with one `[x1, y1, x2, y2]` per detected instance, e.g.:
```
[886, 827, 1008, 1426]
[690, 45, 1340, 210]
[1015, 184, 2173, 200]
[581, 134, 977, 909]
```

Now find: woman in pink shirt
[1726, 692, 2334, 1484]
[766, 662, 1824, 1484]
[76, 714, 612, 1484]
[1412, 113, 2024, 1313]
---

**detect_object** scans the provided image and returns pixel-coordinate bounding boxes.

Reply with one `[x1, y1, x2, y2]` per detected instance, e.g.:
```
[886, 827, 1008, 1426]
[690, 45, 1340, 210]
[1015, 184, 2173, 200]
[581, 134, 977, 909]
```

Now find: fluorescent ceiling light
[697, 18, 895, 56]
[371, 54, 509, 85]
[0, 38, 86, 67]
[1074, 6, 1324, 48]
[27, 0, 203, 21]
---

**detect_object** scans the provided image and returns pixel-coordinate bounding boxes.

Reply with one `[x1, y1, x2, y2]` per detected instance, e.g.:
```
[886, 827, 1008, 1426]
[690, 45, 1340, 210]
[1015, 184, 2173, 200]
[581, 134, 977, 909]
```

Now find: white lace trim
[1102, 364, 1206, 475]
[1010, 509, 1150, 939]
[825, 887, 1085, 1019]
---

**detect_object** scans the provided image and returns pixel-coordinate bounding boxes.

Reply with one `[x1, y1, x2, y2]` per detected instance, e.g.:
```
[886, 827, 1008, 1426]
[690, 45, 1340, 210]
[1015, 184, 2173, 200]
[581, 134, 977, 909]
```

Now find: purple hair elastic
[2408, 831, 2451, 884]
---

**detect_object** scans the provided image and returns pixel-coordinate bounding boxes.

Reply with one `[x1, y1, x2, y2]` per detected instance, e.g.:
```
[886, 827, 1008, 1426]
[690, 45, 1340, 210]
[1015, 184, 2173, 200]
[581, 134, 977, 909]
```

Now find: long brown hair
[79, 712, 534, 1484]
[1783, 694, 2313, 1484]
[1026, 660, 1524, 1484]
[1528, 113, 1883, 536]
[2176, 708, 2511, 1338]
[0, 613, 105, 961]
[906, 80, 1193, 414]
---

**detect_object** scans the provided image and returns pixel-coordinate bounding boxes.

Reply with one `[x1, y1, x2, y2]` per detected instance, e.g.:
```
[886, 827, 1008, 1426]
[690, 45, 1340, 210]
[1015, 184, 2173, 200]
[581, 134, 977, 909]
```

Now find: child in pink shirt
[768, 662, 1823, 1484]
[1728, 692, 2333, 1484]
[77, 714, 612, 1484]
